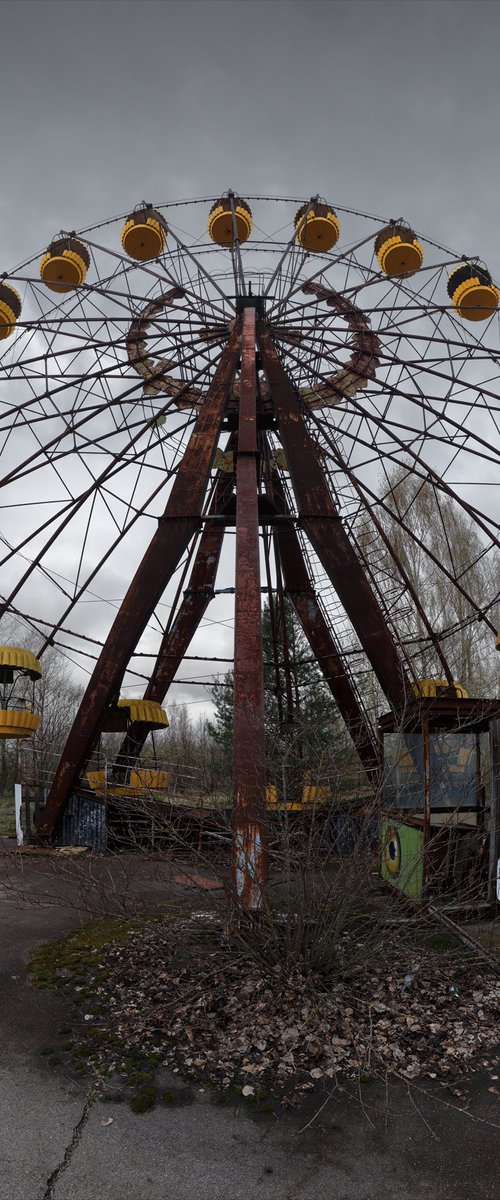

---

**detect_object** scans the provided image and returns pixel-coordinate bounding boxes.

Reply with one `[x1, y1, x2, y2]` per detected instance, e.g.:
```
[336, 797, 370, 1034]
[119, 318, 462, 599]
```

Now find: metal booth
[380, 690, 500, 908]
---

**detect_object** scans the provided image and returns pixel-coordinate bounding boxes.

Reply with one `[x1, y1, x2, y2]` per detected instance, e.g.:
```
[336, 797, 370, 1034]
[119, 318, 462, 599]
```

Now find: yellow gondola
[40, 236, 90, 293]
[0, 646, 41, 680]
[208, 195, 252, 246]
[129, 768, 170, 789]
[375, 221, 423, 277]
[412, 678, 468, 699]
[86, 767, 170, 795]
[0, 645, 42, 738]
[265, 786, 301, 811]
[447, 261, 499, 322]
[0, 710, 40, 738]
[101, 698, 169, 733]
[120, 205, 168, 261]
[0, 282, 22, 340]
[302, 784, 330, 807]
[294, 200, 340, 253]
[117, 698, 169, 727]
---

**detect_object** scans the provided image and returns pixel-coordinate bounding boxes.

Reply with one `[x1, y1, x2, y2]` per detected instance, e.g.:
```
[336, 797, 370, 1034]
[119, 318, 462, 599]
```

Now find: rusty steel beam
[257, 320, 410, 714]
[232, 306, 268, 910]
[38, 325, 242, 840]
[115, 452, 236, 768]
[266, 466, 381, 784]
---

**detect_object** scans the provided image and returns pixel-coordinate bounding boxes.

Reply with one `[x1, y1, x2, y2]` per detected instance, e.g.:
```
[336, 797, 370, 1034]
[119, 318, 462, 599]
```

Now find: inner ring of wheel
[126, 282, 381, 411]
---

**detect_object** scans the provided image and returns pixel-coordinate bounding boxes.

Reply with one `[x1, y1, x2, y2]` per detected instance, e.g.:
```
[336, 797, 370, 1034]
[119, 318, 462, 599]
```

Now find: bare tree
[361, 464, 500, 695]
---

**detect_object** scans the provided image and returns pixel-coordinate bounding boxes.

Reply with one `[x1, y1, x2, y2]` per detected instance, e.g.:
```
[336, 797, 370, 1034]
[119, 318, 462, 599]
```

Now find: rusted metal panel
[257, 320, 410, 715]
[267, 468, 380, 783]
[38, 325, 242, 841]
[232, 306, 268, 909]
[56, 793, 106, 849]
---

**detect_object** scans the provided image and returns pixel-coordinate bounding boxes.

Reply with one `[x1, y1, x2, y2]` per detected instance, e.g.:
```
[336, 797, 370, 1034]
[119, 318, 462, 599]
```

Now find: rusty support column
[232, 306, 268, 910]
[38, 325, 242, 840]
[264, 453, 378, 782]
[265, 463, 381, 784]
[257, 321, 410, 715]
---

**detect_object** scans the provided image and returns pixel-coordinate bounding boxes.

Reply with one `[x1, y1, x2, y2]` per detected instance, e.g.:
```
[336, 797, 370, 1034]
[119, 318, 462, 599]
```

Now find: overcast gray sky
[1, 0, 500, 721]
[1, 0, 500, 267]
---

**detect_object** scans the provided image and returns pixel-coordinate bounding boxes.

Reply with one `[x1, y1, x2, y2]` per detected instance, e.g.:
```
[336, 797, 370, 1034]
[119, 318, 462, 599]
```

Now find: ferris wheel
[0, 190, 499, 858]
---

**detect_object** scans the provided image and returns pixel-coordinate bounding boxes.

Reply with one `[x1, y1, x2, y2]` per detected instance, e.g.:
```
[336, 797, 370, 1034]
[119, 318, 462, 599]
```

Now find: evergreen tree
[208, 597, 347, 797]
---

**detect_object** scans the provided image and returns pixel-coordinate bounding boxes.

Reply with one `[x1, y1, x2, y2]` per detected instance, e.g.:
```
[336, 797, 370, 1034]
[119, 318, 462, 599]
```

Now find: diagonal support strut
[38, 324, 242, 839]
[257, 320, 411, 715]
[113, 447, 237, 771]
[265, 460, 381, 784]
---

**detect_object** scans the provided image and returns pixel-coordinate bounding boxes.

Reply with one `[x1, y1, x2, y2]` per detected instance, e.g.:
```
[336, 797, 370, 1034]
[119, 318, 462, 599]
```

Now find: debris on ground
[44, 914, 500, 1102]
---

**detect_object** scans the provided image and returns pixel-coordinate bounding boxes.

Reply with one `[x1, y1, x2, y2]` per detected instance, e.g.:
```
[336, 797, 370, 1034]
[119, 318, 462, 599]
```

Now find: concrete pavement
[1, 847, 499, 1199]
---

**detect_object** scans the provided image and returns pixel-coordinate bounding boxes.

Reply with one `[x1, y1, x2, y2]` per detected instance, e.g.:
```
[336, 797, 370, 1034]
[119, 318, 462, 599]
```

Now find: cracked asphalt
[1, 843, 499, 1200]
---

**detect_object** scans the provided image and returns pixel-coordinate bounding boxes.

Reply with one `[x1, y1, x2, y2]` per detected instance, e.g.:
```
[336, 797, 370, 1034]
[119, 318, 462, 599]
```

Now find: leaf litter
[63, 914, 500, 1103]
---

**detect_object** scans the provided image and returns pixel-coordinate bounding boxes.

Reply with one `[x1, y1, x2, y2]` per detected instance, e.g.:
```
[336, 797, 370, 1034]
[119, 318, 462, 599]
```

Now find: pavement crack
[41, 1087, 98, 1199]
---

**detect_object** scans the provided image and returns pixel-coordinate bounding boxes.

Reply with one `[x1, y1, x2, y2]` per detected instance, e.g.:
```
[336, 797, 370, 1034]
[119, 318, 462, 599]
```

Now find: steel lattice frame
[1, 194, 500, 903]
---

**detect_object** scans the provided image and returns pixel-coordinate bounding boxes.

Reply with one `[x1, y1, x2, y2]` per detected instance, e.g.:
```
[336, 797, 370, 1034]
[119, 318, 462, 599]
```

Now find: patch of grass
[122, 1056, 142, 1073]
[130, 1085, 158, 1113]
[478, 930, 500, 950]
[421, 932, 457, 953]
[29, 917, 135, 990]
[127, 1071, 153, 1087]
[145, 1051, 163, 1066]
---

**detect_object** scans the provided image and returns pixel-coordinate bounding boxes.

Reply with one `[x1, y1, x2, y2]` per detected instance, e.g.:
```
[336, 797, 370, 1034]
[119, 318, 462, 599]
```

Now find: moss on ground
[27, 913, 195, 1113]
[29, 917, 135, 989]
[131, 1085, 158, 1113]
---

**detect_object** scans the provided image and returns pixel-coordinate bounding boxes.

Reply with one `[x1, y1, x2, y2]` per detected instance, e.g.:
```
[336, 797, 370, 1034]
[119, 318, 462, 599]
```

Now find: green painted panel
[380, 817, 424, 899]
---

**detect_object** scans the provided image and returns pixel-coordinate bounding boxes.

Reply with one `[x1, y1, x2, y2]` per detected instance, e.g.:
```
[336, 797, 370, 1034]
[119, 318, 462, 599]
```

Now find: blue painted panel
[56, 793, 106, 849]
